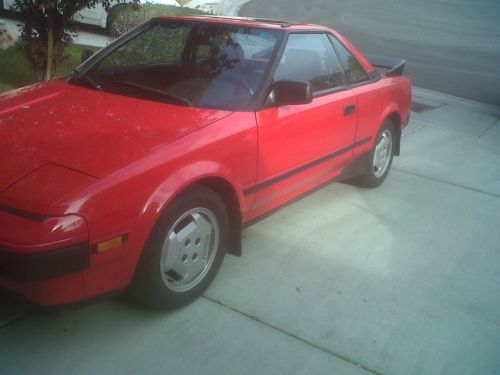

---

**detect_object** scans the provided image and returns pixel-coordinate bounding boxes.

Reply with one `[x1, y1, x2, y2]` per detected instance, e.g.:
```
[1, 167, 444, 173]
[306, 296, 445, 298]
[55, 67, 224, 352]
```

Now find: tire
[130, 184, 228, 310]
[353, 120, 395, 188]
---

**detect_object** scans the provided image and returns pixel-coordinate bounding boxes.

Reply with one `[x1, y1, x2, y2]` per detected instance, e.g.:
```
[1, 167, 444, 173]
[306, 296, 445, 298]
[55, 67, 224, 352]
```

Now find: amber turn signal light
[96, 234, 128, 253]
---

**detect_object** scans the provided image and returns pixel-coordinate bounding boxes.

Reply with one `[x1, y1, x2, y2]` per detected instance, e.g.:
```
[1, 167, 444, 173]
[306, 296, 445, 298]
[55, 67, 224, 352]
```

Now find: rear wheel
[354, 120, 395, 188]
[130, 185, 228, 310]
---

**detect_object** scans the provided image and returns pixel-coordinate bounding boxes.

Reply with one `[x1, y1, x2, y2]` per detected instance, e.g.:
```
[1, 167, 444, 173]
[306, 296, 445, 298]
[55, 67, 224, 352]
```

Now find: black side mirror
[274, 80, 313, 106]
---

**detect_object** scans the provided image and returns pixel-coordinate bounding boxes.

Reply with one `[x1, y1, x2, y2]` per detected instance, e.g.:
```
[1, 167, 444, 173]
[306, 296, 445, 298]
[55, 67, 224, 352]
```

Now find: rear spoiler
[364, 54, 406, 77]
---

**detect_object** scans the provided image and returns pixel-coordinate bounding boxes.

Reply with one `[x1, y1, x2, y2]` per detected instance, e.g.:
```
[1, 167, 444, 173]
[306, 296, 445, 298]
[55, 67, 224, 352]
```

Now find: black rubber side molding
[364, 53, 406, 76]
[0, 243, 90, 282]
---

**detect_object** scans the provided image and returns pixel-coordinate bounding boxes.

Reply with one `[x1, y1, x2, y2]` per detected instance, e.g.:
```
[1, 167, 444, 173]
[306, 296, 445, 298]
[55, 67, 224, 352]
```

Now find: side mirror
[274, 80, 313, 106]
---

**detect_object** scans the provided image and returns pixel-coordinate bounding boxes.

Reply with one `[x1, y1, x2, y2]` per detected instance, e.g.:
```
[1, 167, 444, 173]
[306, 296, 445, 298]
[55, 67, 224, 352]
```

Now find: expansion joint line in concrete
[393, 169, 500, 199]
[203, 295, 385, 375]
[0, 312, 24, 329]
[477, 118, 500, 139]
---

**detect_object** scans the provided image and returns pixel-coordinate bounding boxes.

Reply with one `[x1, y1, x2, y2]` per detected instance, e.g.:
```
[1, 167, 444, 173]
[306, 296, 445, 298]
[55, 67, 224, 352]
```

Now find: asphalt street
[239, 0, 500, 106]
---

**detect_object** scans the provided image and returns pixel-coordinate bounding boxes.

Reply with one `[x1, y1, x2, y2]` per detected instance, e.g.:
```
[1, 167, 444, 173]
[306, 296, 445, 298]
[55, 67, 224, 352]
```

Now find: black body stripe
[244, 137, 371, 195]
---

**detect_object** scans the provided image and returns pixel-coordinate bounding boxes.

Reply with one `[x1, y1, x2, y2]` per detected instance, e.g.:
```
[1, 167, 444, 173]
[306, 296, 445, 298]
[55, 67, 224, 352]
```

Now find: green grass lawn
[0, 43, 100, 93]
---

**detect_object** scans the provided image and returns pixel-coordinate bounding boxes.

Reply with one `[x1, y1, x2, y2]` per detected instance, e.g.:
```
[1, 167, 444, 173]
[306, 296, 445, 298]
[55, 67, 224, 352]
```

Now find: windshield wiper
[71, 69, 102, 91]
[111, 80, 193, 107]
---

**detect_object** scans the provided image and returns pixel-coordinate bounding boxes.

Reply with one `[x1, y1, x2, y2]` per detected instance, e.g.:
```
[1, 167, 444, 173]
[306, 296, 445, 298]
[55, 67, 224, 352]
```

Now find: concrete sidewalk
[1, 86, 499, 375]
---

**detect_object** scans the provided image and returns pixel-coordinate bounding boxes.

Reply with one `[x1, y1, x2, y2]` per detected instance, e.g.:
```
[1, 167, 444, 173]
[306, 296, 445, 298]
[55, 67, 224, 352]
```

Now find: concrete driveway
[1, 87, 499, 375]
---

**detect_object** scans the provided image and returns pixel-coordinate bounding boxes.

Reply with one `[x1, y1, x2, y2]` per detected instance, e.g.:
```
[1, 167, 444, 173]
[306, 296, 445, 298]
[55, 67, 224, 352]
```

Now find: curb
[412, 86, 500, 117]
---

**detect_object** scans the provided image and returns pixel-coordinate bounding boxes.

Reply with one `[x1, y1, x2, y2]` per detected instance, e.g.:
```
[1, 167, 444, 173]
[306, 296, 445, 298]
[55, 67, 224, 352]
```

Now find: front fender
[143, 161, 246, 220]
[144, 164, 246, 257]
[53, 111, 257, 294]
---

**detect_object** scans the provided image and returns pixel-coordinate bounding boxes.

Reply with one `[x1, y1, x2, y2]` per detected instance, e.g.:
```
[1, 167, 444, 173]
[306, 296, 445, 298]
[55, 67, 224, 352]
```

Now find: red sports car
[0, 16, 411, 309]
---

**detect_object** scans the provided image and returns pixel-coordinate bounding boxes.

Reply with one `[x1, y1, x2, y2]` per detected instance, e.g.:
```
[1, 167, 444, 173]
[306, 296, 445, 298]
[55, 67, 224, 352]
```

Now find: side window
[274, 33, 346, 93]
[329, 35, 368, 83]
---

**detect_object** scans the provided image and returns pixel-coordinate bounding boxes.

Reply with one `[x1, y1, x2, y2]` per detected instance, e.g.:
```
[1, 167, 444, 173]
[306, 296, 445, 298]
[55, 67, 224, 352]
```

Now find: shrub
[11, 1, 133, 80]
[108, 3, 209, 39]
[0, 42, 98, 92]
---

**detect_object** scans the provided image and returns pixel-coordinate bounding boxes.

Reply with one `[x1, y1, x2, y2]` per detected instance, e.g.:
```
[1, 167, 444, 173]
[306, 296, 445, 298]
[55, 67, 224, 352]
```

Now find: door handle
[344, 104, 356, 116]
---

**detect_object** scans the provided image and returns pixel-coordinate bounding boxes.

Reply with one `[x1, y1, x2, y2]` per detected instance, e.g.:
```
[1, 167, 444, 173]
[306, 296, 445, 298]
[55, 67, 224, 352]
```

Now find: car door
[250, 33, 358, 213]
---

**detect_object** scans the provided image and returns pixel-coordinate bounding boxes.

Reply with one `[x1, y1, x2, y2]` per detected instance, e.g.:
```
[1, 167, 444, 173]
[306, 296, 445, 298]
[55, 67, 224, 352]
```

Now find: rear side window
[274, 33, 346, 93]
[329, 35, 368, 84]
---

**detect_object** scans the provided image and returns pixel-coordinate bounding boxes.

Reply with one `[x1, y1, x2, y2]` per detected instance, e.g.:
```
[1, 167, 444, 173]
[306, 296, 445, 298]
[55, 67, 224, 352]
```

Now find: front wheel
[130, 185, 228, 310]
[353, 121, 395, 188]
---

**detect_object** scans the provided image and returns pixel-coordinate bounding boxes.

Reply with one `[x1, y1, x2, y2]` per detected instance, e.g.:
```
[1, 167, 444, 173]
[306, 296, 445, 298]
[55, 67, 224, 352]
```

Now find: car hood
[0, 80, 233, 193]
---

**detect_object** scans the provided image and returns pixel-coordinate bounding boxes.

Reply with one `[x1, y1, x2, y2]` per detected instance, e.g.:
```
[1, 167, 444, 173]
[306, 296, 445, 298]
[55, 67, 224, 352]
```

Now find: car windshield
[70, 19, 282, 110]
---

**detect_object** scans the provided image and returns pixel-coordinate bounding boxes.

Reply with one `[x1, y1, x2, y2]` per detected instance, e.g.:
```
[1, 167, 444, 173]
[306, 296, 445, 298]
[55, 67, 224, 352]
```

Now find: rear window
[329, 35, 369, 84]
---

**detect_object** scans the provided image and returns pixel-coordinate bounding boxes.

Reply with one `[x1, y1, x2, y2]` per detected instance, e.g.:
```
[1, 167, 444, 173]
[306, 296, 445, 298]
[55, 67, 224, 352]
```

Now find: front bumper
[0, 243, 89, 282]
[0, 208, 90, 306]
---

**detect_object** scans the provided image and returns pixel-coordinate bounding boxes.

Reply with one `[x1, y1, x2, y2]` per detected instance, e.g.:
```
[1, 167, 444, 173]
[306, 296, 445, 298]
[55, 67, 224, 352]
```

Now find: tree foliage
[12, 0, 139, 79]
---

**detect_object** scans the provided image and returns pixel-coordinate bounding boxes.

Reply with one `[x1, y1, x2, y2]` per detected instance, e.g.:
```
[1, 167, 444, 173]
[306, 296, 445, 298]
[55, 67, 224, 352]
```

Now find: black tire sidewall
[356, 120, 396, 188]
[350, 120, 396, 188]
[372, 121, 395, 181]
[130, 184, 228, 310]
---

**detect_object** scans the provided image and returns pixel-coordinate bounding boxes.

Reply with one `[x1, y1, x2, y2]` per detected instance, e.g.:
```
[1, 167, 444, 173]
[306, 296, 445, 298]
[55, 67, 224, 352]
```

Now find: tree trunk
[45, 1, 55, 81]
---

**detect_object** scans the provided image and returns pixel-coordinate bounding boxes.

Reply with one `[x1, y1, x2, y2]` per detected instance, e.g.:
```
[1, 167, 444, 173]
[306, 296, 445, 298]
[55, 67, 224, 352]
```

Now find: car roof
[156, 15, 332, 32]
